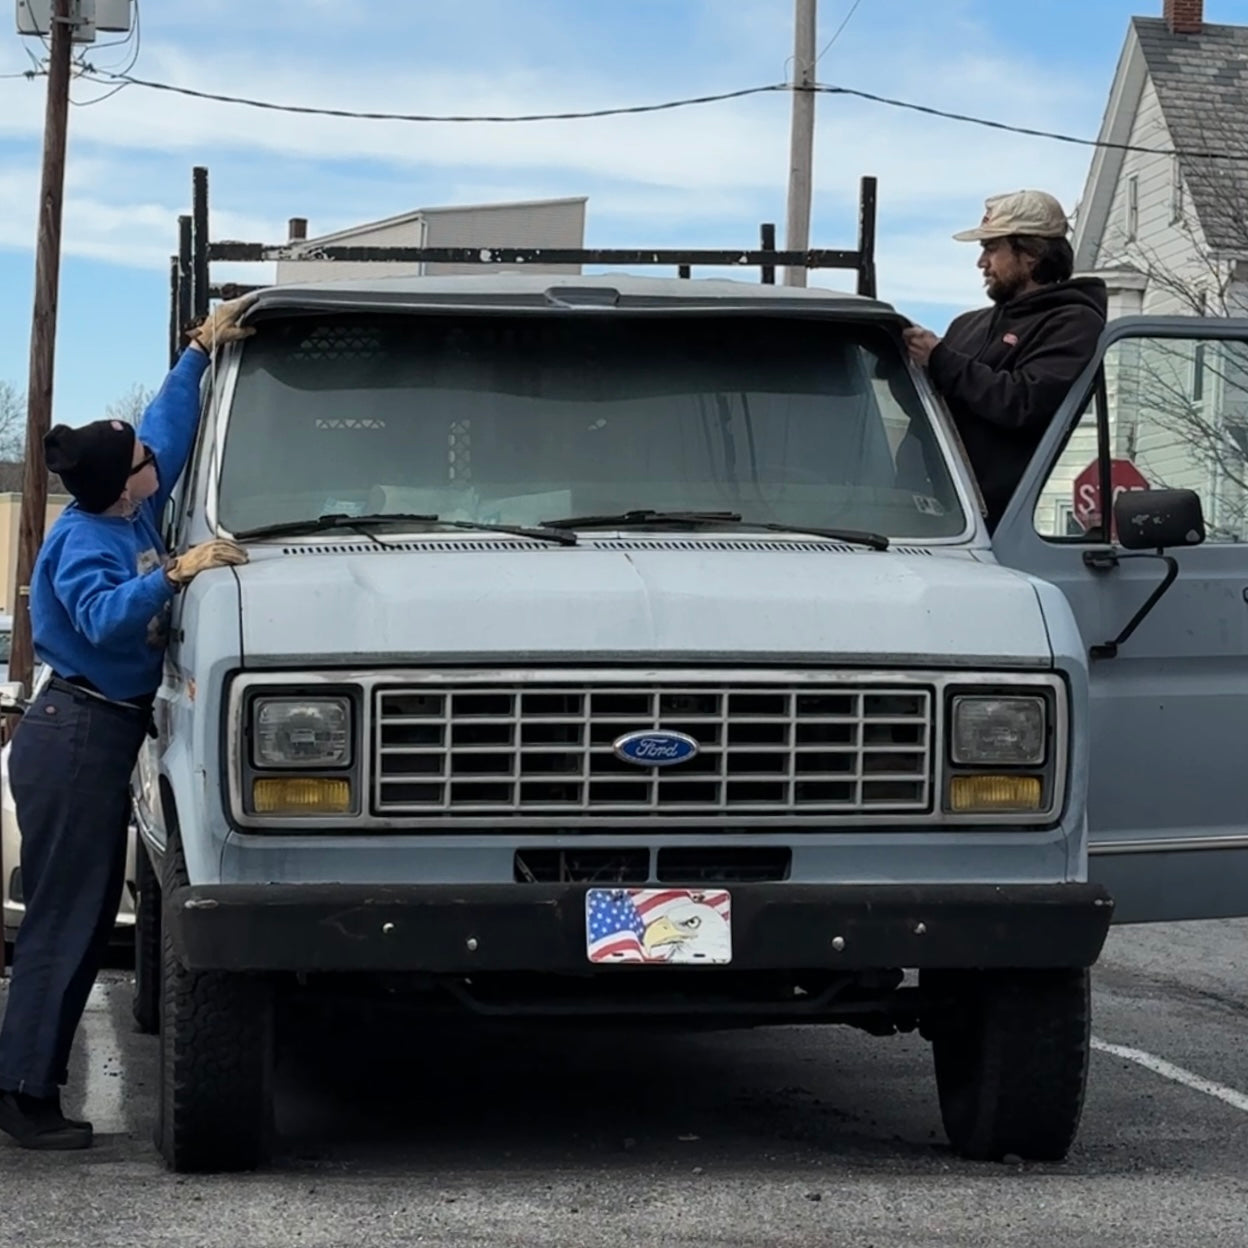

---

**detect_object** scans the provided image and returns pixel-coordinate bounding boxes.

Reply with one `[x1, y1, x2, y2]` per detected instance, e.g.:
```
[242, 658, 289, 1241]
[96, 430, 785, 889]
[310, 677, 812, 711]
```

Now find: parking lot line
[77, 980, 127, 1135]
[1092, 1036, 1248, 1114]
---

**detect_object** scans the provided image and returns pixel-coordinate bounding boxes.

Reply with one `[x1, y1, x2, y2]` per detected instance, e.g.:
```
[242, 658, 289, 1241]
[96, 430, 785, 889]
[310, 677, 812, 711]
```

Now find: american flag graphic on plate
[585, 888, 733, 965]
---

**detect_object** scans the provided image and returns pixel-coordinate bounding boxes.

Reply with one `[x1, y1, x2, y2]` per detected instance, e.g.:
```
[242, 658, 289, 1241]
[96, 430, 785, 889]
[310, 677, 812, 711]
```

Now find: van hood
[232, 541, 1051, 668]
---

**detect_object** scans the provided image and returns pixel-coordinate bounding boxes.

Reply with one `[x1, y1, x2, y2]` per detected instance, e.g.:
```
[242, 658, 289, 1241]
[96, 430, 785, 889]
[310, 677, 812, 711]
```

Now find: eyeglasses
[129, 448, 156, 477]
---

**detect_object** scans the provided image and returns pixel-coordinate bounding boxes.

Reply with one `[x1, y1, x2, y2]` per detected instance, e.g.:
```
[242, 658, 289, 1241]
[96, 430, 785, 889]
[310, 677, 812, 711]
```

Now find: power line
[29, 64, 1248, 163]
[814, 0, 864, 65]
[71, 75, 129, 106]
[77, 71, 788, 122]
[811, 83, 1242, 160]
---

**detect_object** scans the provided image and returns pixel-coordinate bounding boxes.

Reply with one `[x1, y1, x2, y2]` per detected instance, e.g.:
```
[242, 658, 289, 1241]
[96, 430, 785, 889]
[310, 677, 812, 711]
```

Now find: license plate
[586, 888, 732, 965]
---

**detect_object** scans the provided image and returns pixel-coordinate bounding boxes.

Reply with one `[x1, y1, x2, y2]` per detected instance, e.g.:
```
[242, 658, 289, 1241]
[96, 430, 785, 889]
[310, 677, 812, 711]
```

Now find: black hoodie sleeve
[926, 305, 1104, 433]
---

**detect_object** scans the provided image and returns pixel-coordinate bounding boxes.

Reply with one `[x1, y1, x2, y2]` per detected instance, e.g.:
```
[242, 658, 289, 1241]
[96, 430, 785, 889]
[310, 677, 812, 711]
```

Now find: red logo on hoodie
[1002, 332, 1019, 346]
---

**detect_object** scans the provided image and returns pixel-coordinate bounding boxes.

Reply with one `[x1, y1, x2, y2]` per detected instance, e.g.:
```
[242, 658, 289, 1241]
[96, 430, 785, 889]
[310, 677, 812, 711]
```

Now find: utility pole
[9, 0, 75, 698]
[784, 0, 817, 287]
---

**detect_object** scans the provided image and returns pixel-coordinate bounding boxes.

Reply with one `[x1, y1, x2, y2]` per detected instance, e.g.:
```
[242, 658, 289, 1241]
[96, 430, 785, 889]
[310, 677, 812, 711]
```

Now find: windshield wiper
[539, 509, 889, 550]
[232, 512, 579, 546]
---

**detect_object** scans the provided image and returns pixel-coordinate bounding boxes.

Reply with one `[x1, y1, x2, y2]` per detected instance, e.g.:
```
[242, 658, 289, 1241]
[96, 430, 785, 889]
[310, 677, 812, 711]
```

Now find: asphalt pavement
[0, 920, 1246, 1247]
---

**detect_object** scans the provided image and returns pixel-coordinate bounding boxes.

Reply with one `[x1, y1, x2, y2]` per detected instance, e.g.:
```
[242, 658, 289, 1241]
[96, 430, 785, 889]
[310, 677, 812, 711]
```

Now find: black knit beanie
[44, 420, 137, 514]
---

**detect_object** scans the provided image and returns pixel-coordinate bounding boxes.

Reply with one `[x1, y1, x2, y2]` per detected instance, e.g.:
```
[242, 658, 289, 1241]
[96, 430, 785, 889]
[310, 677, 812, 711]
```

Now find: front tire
[927, 968, 1091, 1162]
[131, 838, 161, 1035]
[154, 847, 274, 1173]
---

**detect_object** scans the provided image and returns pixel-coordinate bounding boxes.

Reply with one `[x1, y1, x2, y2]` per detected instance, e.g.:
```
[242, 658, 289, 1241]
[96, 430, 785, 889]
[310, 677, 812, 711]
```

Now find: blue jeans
[0, 682, 149, 1098]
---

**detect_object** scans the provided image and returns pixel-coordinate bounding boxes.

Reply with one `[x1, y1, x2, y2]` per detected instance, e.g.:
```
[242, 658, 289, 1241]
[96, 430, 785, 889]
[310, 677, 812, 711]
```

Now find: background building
[0, 490, 69, 614]
[1037, 0, 1248, 538]
[274, 196, 589, 285]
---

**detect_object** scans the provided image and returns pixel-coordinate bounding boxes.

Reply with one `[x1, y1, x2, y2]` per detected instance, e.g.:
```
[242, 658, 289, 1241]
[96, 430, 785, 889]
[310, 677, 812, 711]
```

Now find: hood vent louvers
[277, 538, 941, 556]
[589, 538, 861, 553]
[281, 539, 539, 555]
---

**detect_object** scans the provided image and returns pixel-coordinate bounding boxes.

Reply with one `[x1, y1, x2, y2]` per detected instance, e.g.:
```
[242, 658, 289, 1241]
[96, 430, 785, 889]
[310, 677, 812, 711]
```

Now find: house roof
[1073, 16, 1248, 268]
[1132, 16, 1248, 253]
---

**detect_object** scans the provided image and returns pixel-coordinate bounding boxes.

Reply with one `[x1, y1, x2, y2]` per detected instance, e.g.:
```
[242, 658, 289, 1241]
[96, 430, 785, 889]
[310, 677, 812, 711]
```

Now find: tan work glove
[189, 293, 258, 354]
[165, 539, 249, 587]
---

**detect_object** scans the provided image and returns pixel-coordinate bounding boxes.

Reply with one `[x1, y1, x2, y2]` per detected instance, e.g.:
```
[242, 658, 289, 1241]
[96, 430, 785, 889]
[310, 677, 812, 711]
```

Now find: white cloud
[0, 0, 1109, 309]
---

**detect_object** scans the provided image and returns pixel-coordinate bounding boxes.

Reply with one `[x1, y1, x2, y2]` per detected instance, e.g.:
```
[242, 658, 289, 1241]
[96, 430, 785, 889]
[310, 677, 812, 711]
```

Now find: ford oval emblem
[613, 729, 700, 767]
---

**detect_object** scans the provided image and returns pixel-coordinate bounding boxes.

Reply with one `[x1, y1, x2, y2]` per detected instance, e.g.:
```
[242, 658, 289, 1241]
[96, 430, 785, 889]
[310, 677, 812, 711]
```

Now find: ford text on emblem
[612, 730, 700, 767]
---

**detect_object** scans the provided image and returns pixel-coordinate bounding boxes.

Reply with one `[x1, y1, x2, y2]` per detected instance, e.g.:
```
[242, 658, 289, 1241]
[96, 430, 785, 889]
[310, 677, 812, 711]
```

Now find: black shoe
[0, 1091, 93, 1150]
[48, 1092, 92, 1133]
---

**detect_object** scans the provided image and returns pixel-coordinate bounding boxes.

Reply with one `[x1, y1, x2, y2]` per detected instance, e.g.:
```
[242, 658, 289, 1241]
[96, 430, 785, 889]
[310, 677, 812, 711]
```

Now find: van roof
[246, 272, 902, 320]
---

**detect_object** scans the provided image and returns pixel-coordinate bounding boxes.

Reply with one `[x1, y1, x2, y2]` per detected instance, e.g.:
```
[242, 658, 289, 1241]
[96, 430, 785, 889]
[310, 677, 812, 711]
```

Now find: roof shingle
[1133, 16, 1248, 253]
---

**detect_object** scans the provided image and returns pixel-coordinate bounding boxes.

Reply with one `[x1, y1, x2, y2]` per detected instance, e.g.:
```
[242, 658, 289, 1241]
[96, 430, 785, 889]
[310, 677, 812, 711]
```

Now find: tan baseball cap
[953, 190, 1070, 241]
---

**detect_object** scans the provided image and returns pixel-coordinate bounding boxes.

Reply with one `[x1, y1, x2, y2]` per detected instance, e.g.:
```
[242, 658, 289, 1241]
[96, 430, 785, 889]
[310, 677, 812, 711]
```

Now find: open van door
[991, 315, 1248, 923]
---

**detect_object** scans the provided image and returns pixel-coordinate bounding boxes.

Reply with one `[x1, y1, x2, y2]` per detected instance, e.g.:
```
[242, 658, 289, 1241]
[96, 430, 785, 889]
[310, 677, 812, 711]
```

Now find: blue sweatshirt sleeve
[51, 528, 176, 648]
[139, 344, 211, 521]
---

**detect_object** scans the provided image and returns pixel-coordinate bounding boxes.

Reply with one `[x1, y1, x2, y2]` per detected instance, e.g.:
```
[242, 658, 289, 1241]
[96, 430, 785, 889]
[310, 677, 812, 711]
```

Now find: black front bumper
[165, 882, 1113, 974]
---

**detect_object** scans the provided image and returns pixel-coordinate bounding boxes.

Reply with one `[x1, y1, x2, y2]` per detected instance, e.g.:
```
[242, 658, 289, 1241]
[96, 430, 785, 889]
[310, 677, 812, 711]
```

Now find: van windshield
[217, 312, 966, 539]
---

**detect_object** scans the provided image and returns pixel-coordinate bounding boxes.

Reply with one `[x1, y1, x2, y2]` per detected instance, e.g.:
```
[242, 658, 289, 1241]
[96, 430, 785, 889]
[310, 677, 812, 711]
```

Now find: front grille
[374, 681, 933, 817]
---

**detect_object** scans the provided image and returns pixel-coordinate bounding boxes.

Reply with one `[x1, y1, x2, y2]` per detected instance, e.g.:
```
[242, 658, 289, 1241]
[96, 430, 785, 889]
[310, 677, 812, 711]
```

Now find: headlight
[950, 696, 1046, 766]
[253, 697, 351, 769]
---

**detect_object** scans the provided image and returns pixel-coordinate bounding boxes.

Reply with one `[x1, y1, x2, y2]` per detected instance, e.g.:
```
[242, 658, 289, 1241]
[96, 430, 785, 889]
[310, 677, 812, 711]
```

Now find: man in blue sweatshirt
[0, 295, 254, 1150]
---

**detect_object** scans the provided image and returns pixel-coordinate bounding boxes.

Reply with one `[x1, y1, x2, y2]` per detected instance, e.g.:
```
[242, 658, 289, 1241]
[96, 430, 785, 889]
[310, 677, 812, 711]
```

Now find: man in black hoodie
[903, 190, 1108, 530]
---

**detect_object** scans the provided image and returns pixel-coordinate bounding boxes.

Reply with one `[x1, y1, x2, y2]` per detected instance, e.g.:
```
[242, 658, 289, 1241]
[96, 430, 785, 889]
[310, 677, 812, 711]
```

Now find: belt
[48, 674, 157, 731]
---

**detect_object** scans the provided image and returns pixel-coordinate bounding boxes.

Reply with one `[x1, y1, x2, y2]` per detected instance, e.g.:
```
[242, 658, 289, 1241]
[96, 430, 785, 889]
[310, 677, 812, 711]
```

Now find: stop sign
[1072, 458, 1149, 536]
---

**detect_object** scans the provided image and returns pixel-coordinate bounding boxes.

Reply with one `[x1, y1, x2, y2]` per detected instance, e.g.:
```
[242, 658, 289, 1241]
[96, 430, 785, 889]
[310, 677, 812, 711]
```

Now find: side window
[1034, 333, 1248, 543]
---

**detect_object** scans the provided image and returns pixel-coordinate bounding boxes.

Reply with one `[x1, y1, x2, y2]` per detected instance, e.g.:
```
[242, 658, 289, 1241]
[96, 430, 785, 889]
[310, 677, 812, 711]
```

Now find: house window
[1192, 292, 1208, 402]
[1125, 175, 1139, 242]
[1171, 159, 1184, 224]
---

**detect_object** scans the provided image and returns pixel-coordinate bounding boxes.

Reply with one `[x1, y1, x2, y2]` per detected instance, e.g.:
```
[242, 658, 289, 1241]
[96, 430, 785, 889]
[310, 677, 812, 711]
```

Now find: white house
[274, 196, 589, 285]
[1036, 0, 1248, 538]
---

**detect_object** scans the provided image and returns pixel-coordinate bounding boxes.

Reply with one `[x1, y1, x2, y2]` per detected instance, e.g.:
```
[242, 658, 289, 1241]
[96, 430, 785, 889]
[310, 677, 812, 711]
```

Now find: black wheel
[926, 968, 1091, 1162]
[131, 837, 161, 1035]
[154, 846, 274, 1173]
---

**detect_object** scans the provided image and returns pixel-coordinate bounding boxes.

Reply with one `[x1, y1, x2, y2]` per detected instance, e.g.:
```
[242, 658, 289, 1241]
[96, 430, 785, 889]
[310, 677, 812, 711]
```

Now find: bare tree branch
[0, 381, 26, 461]
[104, 382, 156, 427]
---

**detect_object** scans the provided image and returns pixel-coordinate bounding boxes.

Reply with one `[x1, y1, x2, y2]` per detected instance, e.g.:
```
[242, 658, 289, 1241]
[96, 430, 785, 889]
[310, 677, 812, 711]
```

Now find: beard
[986, 271, 1028, 304]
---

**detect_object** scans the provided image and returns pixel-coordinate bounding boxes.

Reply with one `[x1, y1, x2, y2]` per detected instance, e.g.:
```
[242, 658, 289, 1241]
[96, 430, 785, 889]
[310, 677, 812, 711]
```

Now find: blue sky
[1, 0, 1247, 427]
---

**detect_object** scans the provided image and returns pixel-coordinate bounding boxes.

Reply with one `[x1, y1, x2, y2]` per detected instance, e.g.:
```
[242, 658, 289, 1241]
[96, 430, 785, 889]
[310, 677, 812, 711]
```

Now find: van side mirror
[1086, 489, 1206, 660]
[1115, 488, 1205, 551]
